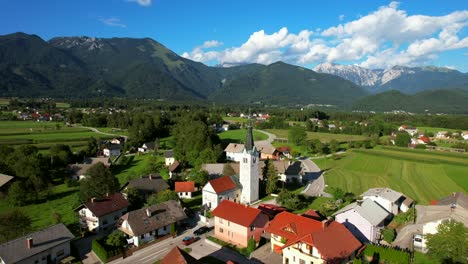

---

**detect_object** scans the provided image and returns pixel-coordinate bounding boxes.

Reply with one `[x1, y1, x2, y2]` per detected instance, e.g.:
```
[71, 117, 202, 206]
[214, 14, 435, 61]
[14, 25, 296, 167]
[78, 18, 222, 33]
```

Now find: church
[202, 125, 259, 210]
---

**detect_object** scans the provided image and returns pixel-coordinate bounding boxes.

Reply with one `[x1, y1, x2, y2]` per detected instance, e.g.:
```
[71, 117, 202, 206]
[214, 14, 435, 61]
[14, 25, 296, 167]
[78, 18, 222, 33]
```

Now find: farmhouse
[75, 193, 129, 233]
[334, 199, 391, 242]
[175, 181, 196, 199]
[118, 200, 187, 247]
[266, 212, 362, 264]
[0, 223, 74, 264]
[120, 175, 169, 200]
[211, 200, 269, 248]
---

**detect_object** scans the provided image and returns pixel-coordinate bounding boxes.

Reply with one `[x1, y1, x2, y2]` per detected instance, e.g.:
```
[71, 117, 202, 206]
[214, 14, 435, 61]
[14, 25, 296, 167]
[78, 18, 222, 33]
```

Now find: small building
[399, 125, 418, 136]
[121, 175, 169, 200]
[75, 193, 129, 233]
[138, 142, 155, 153]
[273, 160, 303, 183]
[224, 143, 245, 162]
[334, 199, 391, 242]
[362, 187, 407, 214]
[202, 175, 239, 210]
[103, 144, 121, 157]
[164, 150, 175, 166]
[175, 181, 196, 199]
[0, 223, 74, 264]
[0, 173, 14, 197]
[160, 246, 198, 264]
[435, 131, 448, 139]
[168, 161, 181, 178]
[211, 200, 269, 248]
[266, 212, 362, 263]
[118, 200, 187, 247]
[462, 132, 468, 140]
[256, 144, 279, 161]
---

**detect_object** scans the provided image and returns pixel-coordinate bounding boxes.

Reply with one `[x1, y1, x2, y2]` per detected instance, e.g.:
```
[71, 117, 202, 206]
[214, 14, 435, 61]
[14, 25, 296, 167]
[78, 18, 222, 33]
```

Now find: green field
[313, 147, 468, 204]
[218, 129, 268, 142]
[418, 126, 460, 134]
[113, 154, 162, 185]
[222, 117, 248, 123]
[266, 129, 369, 143]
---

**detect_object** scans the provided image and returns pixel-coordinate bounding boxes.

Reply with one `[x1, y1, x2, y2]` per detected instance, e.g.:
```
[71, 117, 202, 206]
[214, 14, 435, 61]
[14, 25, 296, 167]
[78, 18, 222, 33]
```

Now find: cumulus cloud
[127, 0, 152, 7]
[99, 17, 127, 28]
[339, 14, 345, 21]
[182, 2, 468, 68]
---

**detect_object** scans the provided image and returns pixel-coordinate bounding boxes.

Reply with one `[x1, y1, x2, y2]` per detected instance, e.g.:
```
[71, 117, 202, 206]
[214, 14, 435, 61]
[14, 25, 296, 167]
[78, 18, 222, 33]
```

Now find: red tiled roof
[175, 181, 195, 193]
[160, 246, 197, 264]
[302, 209, 321, 220]
[208, 176, 236, 194]
[81, 193, 129, 217]
[266, 212, 361, 261]
[211, 200, 262, 227]
[420, 136, 430, 143]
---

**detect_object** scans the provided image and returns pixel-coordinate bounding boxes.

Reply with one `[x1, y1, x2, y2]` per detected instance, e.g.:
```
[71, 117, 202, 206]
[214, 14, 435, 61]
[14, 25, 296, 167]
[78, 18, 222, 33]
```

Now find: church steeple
[245, 125, 254, 151]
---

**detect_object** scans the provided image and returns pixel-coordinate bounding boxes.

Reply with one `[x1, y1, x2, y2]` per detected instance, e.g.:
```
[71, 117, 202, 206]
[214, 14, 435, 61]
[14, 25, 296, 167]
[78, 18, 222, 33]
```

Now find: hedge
[91, 237, 121, 263]
[363, 244, 410, 264]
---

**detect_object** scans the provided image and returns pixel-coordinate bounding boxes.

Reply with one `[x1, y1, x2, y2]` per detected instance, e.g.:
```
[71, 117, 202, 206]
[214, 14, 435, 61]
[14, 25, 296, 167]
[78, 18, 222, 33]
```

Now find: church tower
[239, 123, 259, 204]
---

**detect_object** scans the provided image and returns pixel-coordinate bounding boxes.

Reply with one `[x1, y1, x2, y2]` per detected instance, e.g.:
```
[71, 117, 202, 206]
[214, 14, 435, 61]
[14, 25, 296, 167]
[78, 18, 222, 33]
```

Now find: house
[272, 160, 303, 183]
[168, 161, 181, 178]
[138, 142, 155, 153]
[110, 137, 125, 145]
[415, 192, 468, 250]
[462, 132, 468, 140]
[211, 200, 269, 248]
[0, 173, 14, 197]
[257, 204, 287, 219]
[160, 246, 198, 264]
[164, 150, 175, 166]
[68, 159, 111, 180]
[266, 212, 362, 264]
[103, 144, 121, 157]
[202, 175, 239, 210]
[362, 187, 407, 214]
[118, 200, 187, 247]
[75, 193, 129, 233]
[121, 175, 169, 200]
[201, 163, 239, 179]
[225, 141, 275, 162]
[224, 143, 245, 162]
[398, 125, 418, 136]
[435, 131, 448, 139]
[255, 143, 280, 160]
[276, 146, 292, 159]
[301, 209, 322, 221]
[334, 199, 391, 242]
[0, 223, 74, 264]
[175, 181, 196, 199]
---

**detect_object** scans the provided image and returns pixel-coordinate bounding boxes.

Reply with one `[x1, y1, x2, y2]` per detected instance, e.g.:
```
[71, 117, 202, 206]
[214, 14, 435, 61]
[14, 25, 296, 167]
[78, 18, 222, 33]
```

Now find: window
[250, 226, 255, 231]
[163, 226, 167, 231]
[228, 231, 230, 236]
[293, 256, 296, 262]
[219, 228, 224, 233]
[228, 221, 230, 226]
[141, 234, 144, 239]
[253, 157, 256, 163]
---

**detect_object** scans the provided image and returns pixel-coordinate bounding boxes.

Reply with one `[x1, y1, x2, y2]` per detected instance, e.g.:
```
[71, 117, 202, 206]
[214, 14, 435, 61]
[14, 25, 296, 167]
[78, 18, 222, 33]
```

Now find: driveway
[299, 158, 331, 197]
[250, 242, 282, 264]
[392, 223, 423, 249]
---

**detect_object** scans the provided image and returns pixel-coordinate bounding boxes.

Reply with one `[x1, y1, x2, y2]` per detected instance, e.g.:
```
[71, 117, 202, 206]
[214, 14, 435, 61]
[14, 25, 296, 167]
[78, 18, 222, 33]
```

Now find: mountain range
[0, 32, 467, 113]
[313, 62, 468, 94]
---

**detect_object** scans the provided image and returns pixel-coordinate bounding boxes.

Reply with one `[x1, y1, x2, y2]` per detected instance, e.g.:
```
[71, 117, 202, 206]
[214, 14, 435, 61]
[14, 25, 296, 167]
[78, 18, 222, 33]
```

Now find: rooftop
[0, 173, 14, 188]
[160, 246, 198, 264]
[175, 181, 195, 193]
[123, 175, 169, 193]
[334, 199, 390, 226]
[362, 187, 404, 202]
[211, 200, 263, 227]
[76, 193, 129, 217]
[207, 175, 237, 194]
[164, 150, 174, 158]
[416, 204, 468, 228]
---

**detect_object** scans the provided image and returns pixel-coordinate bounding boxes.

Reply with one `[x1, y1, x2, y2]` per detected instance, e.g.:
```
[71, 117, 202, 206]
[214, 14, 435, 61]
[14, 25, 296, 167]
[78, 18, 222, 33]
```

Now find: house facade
[202, 176, 239, 210]
[175, 181, 196, 199]
[224, 143, 244, 162]
[0, 224, 74, 264]
[211, 200, 269, 248]
[267, 212, 362, 264]
[138, 142, 155, 153]
[75, 193, 129, 233]
[118, 200, 187, 247]
[103, 144, 121, 157]
[164, 150, 175, 166]
[334, 199, 391, 242]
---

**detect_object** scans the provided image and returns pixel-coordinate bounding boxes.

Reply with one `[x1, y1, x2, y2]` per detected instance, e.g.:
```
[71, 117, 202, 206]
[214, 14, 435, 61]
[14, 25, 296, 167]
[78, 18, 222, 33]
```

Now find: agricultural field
[265, 129, 369, 143]
[218, 129, 268, 143]
[222, 116, 248, 123]
[314, 147, 468, 204]
[418, 126, 460, 134]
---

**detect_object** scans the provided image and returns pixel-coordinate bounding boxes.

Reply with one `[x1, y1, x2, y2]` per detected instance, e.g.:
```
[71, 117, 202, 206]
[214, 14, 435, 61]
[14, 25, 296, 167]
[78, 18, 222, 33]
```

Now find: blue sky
[1, 0, 467, 71]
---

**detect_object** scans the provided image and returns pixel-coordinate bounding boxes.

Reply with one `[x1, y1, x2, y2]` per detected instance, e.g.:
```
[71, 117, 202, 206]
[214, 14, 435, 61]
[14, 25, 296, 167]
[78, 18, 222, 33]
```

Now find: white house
[202, 175, 239, 210]
[398, 125, 418, 136]
[435, 131, 448, 139]
[0, 224, 74, 264]
[175, 181, 196, 199]
[138, 142, 155, 153]
[362, 187, 407, 214]
[273, 160, 303, 183]
[118, 200, 187, 247]
[103, 144, 121, 157]
[164, 150, 175, 166]
[334, 199, 391, 242]
[462, 132, 468, 140]
[75, 193, 129, 233]
[224, 143, 244, 162]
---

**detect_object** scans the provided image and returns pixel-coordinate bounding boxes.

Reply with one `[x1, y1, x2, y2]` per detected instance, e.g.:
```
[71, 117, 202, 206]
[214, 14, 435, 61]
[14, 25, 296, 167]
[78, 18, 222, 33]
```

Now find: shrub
[247, 237, 256, 255]
[382, 228, 396, 243]
[92, 239, 108, 262]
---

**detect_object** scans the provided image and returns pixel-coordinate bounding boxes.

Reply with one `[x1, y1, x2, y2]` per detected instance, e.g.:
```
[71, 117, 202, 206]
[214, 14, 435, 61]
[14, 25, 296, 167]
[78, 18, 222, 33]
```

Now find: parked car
[413, 234, 423, 248]
[193, 226, 213, 236]
[182, 236, 200, 246]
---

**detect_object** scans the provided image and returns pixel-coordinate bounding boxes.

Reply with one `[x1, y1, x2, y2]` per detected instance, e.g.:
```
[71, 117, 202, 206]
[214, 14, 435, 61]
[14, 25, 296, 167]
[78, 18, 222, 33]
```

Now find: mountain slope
[313, 63, 468, 94]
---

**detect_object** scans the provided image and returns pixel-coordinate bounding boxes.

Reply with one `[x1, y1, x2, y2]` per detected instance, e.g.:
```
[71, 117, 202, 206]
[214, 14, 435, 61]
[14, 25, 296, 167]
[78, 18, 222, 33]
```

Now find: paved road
[300, 158, 331, 197]
[254, 129, 276, 145]
[81, 126, 128, 140]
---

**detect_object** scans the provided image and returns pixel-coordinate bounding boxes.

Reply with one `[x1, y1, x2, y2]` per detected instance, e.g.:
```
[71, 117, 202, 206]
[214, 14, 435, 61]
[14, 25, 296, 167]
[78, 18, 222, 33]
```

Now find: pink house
[211, 200, 269, 248]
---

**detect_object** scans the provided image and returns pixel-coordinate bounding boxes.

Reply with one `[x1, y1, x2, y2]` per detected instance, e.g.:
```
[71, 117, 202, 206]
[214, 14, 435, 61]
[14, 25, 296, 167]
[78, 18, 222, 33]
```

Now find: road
[254, 129, 276, 145]
[80, 126, 128, 140]
[300, 157, 332, 197]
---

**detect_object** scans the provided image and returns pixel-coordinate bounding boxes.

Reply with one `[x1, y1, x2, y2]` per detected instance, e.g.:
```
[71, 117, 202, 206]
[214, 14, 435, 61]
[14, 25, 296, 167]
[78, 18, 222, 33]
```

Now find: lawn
[218, 129, 268, 143]
[113, 154, 158, 185]
[265, 129, 369, 143]
[222, 116, 248, 123]
[418, 126, 459, 134]
[0, 98, 9, 106]
[182, 194, 202, 212]
[314, 148, 468, 204]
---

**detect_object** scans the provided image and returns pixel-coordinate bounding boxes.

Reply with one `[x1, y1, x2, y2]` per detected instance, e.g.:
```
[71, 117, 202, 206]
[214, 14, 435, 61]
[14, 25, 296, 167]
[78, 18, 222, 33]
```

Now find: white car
[413, 234, 423, 248]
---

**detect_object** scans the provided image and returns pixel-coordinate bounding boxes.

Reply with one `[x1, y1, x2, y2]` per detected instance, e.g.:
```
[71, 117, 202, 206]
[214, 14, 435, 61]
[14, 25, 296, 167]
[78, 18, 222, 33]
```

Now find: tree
[146, 189, 179, 206]
[426, 220, 467, 263]
[247, 237, 256, 255]
[309, 139, 323, 153]
[329, 140, 340, 153]
[382, 228, 396, 243]
[264, 160, 279, 194]
[8, 181, 29, 206]
[276, 190, 305, 210]
[189, 170, 209, 187]
[0, 209, 32, 243]
[289, 126, 307, 146]
[106, 230, 126, 248]
[86, 137, 99, 156]
[395, 132, 411, 147]
[125, 187, 144, 210]
[330, 187, 345, 201]
[79, 162, 120, 202]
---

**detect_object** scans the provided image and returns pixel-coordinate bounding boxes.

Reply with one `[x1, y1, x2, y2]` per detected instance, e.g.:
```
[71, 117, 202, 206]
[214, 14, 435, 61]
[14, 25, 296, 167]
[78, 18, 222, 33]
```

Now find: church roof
[208, 176, 237, 194]
[245, 126, 255, 151]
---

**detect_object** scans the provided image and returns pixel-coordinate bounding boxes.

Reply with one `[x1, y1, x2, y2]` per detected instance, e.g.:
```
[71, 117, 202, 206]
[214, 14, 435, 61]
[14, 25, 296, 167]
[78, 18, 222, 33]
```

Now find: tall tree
[146, 189, 179, 206]
[79, 162, 120, 202]
[288, 126, 307, 146]
[426, 220, 467, 264]
[264, 160, 279, 194]
[0, 209, 32, 243]
[395, 132, 411, 147]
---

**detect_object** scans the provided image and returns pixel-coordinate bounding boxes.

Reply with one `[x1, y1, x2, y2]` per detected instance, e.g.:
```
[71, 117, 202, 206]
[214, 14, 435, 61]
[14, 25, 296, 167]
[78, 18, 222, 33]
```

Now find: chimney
[26, 237, 33, 249]
[91, 197, 96, 203]
[146, 208, 151, 217]
[322, 217, 332, 228]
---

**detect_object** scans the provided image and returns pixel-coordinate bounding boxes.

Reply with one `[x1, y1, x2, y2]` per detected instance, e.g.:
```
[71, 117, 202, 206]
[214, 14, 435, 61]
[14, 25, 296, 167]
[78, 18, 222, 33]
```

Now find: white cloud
[127, 0, 152, 7]
[182, 2, 468, 69]
[99, 17, 127, 28]
[339, 14, 345, 21]
[202, 40, 223, 48]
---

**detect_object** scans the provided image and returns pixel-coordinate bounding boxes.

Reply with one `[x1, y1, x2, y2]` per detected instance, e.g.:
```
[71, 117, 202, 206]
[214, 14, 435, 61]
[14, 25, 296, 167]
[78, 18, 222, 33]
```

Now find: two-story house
[362, 187, 408, 214]
[334, 199, 391, 242]
[0, 224, 74, 264]
[266, 212, 362, 264]
[118, 200, 187, 247]
[211, 200, 269, 248]
[75, 193, 129, 233]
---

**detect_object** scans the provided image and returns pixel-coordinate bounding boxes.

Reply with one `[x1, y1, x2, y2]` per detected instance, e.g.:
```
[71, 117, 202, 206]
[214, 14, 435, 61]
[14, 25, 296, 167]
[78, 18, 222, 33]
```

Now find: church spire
[245, 113, 254, 151]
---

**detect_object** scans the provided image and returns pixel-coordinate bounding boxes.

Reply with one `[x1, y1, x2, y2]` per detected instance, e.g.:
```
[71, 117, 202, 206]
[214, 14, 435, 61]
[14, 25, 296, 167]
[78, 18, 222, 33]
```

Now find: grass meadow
[218, 129, 268, 143]
[313, 147, 468, 204]
[265, 129, 369, 143]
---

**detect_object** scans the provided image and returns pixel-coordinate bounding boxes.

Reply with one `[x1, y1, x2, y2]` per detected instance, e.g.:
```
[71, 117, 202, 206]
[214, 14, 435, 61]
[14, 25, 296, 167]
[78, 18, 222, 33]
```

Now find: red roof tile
[81, 193, 129, 217]
[302, 209, 321, 220]
[169, 160, 180, 172]
[160, 246, 197, 264]
[175, 181, 195, 193]
[211, 200, 262, 227]
[208, 176, 236, 194]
